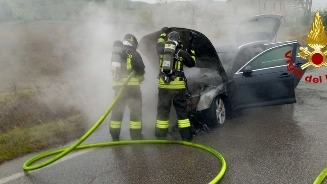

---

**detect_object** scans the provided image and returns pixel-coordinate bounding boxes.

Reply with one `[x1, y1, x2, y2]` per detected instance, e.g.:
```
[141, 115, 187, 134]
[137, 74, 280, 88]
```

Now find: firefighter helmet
[122, 34, 138, 49]
[167, 31, 183, 47]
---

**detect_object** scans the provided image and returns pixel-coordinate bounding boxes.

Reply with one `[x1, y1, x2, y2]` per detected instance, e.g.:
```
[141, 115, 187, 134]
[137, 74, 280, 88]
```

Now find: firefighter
[155, 28, 196, 141]
[109, 34, 145, 141]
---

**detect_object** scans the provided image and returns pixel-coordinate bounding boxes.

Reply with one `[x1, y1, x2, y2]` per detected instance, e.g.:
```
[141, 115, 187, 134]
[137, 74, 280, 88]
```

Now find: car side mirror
[243, 65, 252, 76]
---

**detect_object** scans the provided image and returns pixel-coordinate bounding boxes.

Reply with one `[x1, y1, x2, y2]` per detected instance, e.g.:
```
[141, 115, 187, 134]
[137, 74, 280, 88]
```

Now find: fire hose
[21, 71, 327, 184]
[22, 71, 227, 184]
[314, 168, 327, 184]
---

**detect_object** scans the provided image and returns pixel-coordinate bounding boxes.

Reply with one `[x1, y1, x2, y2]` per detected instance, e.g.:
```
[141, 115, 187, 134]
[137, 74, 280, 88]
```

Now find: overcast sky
[312, 0, 327, 11]
[131, 0, 227, 3]
[131, 0, 327, 11]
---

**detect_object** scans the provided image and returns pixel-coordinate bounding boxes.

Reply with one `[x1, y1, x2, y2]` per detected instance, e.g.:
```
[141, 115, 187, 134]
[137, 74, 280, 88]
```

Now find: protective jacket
[156, 32, 196, 89]
[112, 45, 145, 87]
[109, 44, 145, 141]
[155, 31, 196, 141]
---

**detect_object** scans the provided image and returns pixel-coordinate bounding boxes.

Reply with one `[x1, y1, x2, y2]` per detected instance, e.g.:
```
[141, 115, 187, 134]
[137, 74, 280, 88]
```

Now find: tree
[291, 0, 313, 24]
[322, 9, 327, 26]
[300, 0, 312, 23]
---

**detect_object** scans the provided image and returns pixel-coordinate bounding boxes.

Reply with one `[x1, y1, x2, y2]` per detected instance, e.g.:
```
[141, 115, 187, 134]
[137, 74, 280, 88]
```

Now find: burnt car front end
[139, 27, 230, 131]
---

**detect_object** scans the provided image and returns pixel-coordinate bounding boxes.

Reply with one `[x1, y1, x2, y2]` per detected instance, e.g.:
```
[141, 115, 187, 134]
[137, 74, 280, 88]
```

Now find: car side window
[246, 44, 293, 71]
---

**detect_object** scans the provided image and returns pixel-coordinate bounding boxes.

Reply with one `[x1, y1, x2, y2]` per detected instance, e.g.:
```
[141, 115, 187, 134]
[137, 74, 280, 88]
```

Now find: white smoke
[0, 0, 302, 139]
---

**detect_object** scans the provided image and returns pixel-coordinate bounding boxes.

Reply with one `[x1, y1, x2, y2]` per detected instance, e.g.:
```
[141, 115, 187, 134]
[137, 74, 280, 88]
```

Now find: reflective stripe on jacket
[112, 49, 143, 87]
[158, 77, 186, 89]
[112, 77, 141, 86]
[158, 56, 186, 89]
[156, 33, 196, 89]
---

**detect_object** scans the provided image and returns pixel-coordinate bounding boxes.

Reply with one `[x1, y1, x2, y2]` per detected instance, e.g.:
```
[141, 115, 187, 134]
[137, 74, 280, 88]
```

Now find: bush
[0, 87, 89, 163]
[0, 115, 87, 164]
[0, 88, 82, 133]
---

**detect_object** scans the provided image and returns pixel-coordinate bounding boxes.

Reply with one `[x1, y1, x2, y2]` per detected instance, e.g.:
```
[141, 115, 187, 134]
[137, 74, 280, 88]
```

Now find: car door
[228, 41, 298, 110]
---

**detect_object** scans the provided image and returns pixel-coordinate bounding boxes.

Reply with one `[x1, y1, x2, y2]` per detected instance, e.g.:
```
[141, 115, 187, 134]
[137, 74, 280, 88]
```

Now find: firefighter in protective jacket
[155, 28, 196, 141]
[109, 34, 145, 141]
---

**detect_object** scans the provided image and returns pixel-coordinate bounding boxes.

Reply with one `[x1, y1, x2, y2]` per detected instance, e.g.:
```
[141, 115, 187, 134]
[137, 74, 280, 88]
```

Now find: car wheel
[203, 96, 226, 128]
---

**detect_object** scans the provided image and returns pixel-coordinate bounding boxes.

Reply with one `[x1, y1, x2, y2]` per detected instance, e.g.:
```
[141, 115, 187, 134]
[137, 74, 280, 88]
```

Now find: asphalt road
[1, 68, 327, 184]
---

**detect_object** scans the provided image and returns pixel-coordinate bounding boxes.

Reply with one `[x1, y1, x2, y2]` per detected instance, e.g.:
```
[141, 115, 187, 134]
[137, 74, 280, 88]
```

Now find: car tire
[203, 96, 227, 128]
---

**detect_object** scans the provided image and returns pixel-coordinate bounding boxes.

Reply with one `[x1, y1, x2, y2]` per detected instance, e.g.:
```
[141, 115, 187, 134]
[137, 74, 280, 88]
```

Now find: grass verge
[0, 115, 87, 164]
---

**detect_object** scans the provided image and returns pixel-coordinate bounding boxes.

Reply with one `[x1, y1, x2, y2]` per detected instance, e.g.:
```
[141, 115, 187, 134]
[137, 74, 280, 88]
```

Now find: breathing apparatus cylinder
[111, 40, 124, 81]
[161, 40, 178, 83]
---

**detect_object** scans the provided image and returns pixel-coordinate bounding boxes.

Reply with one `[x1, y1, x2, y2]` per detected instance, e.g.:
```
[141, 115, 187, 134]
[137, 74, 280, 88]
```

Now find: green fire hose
[314, 168, 327, 184]
[22, 71, 227, 184]
[21, 71, 327, 184]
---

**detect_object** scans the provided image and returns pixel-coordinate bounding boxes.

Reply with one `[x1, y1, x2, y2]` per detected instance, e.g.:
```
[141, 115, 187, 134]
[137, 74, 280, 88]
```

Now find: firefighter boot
[179, 127, 193, 142]
[155, 127, 169, 140]
[110, 128, 120, 141]
[130, 129, 143, 140]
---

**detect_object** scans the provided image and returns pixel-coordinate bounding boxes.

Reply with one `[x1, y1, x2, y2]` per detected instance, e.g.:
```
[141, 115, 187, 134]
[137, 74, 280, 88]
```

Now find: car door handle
[278, 73, 291, 78]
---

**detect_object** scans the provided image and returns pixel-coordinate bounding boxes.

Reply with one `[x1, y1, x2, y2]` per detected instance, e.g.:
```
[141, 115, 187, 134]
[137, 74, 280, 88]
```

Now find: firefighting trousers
[109, 86, 143, 140]
[155, 88, 192, 141]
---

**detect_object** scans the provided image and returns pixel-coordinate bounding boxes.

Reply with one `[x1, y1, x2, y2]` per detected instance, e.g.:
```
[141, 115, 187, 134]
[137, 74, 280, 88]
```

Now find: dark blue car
[139, 14, 307, 129]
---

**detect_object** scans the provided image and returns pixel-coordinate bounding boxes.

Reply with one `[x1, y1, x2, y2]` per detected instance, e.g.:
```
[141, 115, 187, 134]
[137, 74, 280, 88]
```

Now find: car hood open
[139, 27, 229, 83]
[235, 14, 282, 44]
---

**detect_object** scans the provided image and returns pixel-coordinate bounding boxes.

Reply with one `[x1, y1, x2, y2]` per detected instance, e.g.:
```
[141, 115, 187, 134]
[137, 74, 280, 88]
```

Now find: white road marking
[0, 173, 24, 184]
[0, 149, 94, 184]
